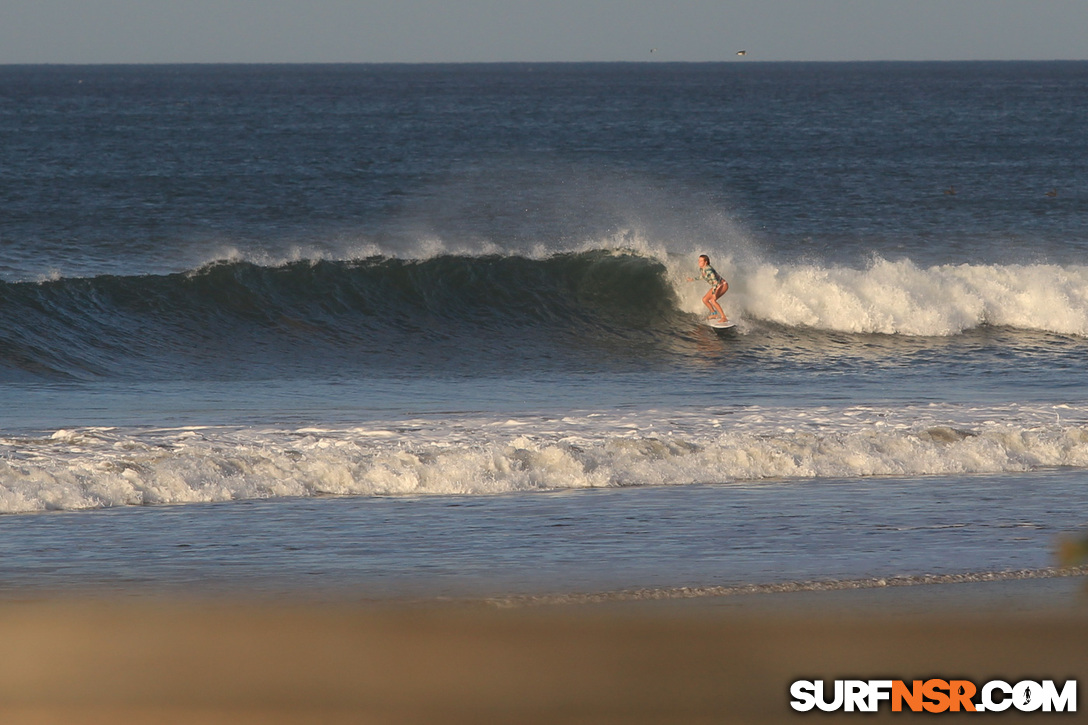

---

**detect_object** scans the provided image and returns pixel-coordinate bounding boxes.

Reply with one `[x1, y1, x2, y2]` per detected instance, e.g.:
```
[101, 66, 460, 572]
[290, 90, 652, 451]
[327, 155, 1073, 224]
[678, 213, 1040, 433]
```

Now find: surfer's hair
[699, 254, 710, 264]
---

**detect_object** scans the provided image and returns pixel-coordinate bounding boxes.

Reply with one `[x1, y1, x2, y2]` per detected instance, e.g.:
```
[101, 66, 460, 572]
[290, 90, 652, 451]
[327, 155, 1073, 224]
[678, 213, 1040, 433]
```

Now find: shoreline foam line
[486, 566, 1088, 607]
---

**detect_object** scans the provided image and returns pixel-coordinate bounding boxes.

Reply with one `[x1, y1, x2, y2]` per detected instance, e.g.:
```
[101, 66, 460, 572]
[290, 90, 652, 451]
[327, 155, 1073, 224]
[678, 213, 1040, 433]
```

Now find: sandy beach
[2, 577, 1085, 724]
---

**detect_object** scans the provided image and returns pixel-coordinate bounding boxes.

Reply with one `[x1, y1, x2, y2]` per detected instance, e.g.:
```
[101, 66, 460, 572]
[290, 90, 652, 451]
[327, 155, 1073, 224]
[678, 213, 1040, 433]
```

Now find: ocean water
[1, 62, 1087, 599]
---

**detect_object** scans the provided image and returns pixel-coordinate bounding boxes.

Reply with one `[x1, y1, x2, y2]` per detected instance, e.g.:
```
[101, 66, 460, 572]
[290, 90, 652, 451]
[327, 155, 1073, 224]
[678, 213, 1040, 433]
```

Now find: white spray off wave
[726, 258, 1088, 336]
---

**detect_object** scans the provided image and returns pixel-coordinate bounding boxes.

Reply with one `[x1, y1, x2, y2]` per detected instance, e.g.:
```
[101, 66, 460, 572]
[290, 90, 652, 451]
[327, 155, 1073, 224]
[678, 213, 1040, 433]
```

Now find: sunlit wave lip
[2, 402, 1086, 514]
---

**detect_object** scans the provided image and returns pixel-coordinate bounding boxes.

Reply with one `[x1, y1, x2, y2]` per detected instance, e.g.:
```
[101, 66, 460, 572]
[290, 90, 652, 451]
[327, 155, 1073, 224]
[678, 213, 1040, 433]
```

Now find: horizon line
[3, 58, 1087, 67]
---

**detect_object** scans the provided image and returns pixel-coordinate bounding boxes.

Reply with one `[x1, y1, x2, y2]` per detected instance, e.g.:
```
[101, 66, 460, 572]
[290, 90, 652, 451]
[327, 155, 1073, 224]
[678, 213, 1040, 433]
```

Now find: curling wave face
[3, 403, 1086, 514]
[0, 251, 683, 381]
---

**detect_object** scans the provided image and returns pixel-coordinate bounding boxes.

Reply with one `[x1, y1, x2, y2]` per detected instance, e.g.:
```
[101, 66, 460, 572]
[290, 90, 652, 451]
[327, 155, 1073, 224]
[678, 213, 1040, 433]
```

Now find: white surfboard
[705, 319, 736, 329]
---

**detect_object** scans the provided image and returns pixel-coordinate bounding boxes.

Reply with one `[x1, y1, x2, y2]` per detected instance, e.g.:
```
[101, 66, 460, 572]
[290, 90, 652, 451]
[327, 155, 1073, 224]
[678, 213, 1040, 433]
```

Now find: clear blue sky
[2, 0, 1086, 64]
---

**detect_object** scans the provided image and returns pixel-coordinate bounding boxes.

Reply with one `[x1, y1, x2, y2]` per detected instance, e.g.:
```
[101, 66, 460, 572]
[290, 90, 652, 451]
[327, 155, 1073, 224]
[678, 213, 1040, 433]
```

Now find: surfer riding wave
[687, 254, 729, 323]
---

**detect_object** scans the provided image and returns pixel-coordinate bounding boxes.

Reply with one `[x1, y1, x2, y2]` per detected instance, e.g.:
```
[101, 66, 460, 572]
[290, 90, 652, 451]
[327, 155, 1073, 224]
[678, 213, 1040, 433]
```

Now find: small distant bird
[650, 48, 657, 54]
[736, 50, 747, 56]
[1045, 188, 1058, 197]
[944, 185, 957, 195]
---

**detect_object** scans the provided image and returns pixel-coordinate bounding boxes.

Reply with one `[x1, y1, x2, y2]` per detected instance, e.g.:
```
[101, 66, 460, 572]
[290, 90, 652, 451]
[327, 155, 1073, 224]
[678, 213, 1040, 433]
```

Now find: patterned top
[701, 265, 725, 287]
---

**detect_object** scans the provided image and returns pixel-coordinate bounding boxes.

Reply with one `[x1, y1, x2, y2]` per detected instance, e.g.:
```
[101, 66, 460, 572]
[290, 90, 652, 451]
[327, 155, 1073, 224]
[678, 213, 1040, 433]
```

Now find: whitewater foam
[729, 258, 1088, 337]
[3, 402, 1086, 514]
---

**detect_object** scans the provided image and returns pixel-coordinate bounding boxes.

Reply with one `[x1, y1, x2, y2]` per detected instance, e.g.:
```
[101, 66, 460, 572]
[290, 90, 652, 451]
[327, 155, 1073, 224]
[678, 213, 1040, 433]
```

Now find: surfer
[688, 254, 729, 323]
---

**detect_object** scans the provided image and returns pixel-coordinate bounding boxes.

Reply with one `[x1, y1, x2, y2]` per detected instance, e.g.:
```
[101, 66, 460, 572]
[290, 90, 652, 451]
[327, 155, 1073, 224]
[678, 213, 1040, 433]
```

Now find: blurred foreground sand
[1, 579, 1086, 724]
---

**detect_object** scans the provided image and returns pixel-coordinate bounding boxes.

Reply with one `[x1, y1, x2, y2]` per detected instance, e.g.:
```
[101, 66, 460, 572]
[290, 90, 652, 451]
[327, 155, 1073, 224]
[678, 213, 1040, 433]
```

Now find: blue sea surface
[1, 62, 1086, 597]
[2, 470, 1084, 599]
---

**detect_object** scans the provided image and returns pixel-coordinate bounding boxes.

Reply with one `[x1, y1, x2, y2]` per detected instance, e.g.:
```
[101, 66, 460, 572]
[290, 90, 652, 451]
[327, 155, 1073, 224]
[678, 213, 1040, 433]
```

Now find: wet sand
[2, 578, 1086, 724]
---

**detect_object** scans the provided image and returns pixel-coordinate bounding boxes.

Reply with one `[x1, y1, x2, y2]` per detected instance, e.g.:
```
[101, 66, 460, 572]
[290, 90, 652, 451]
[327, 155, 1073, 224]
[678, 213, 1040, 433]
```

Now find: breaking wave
[736, 257, 1088, 336]
[3, 403, 1086, 514]
[2, 250, 1086, 381]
